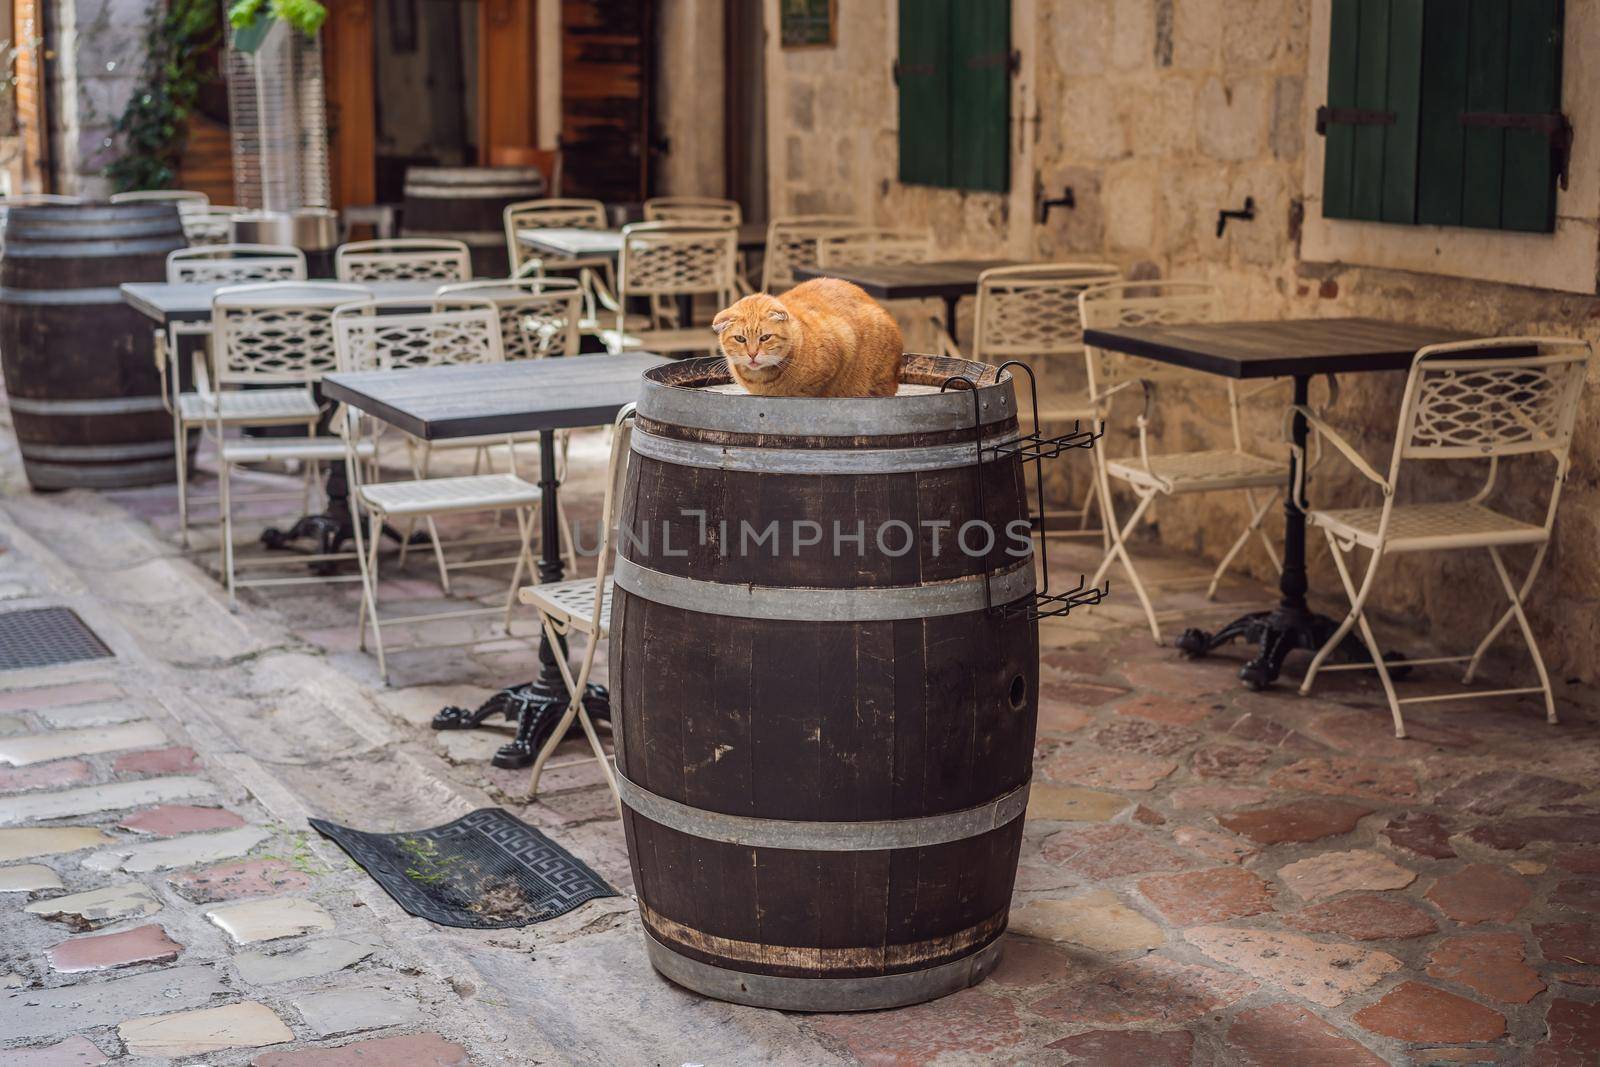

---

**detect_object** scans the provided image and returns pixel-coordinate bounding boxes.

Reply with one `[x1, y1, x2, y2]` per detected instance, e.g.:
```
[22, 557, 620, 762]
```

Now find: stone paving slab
[0, 777, 217, 825]
[117, 1000, 295, 1057]
[0, 722, 168, 767]
[81, 824, 271, 873]
[0, 965, 227, 1042]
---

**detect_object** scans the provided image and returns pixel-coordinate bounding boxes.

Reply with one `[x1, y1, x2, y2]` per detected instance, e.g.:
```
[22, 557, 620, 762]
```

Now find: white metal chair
[814, 227, 932, 270]
[335, 238, 471, 283]
[434, 278, 583, 361]
[596, 222, 737, 356]
[1297, 337, 1591, 737]
[972, 263, 1123, 537]
[334, 299, 541, 684]
[181, 206, 241, 246]
[502, 198, 616, 319]
[643, 197, 741, 225]
[517, 402, 634, 799]
[156, 278, 366, 546]
[1083, 281, 1290, 642]
[761, 215, 856, 292]
[167, 244, 307, 284]
[210, 283, 377, 605]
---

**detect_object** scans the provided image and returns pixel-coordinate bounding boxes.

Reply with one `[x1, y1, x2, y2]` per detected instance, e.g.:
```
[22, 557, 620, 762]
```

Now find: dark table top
[516, 222, 767, 258]
[791, 260, 1021, 300]
[122, 280, 444, 324]
[321, 353, 668, 440]
[1083, 317, 1474, 379]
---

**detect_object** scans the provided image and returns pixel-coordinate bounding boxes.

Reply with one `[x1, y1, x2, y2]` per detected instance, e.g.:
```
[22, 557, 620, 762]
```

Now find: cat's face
[712, 295, 794, 377]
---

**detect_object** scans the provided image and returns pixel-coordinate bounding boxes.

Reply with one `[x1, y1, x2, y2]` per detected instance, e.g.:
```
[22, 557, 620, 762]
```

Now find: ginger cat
[711, 278, 903, 398]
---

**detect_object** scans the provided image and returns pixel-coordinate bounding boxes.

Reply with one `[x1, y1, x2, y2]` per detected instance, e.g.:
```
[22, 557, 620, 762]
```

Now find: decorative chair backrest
[814, 227, 933, 269]
[761, 215, 856, 291]
[332, 297, 505, 374]
[182, 207, 242, 247]
[503, 198, 608, 275]
[1395, 338, 1591, 473]
[210, 283, 371, 387]
[434, 278, 584, 360]
[1079, 281, 1222, 402]
[617, 222, 738, 300]
[168, 244, 308, 284]
[643, 197, 742, 226]
[335, 238, 471, 283]
[973, 263, 1124, 361]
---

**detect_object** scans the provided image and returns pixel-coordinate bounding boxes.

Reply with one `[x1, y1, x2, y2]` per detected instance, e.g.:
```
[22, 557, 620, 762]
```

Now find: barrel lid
[403, 166, 544, 182]
[637, 354, 1017, 437]
[2, 201, 185, 242]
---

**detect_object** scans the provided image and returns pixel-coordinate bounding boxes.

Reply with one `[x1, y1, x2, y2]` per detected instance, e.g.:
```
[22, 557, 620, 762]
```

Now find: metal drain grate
[0, 607, 113, 671]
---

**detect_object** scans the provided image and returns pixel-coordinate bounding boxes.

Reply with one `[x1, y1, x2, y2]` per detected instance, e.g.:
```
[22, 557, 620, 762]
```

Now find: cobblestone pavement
[4, 417, 1600, 1064]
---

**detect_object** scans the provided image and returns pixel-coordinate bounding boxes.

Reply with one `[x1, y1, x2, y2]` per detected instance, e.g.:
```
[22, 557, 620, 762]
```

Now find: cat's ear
[710, 313, 734, 335]
[766, 305, 790, 322]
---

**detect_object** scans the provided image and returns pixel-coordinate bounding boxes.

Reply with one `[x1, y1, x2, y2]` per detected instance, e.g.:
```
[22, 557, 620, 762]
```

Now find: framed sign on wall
[780, 0, 835, 49]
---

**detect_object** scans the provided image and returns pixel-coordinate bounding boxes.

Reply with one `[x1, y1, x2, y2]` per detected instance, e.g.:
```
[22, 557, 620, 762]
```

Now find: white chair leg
[1207, 488, 1280, 600]
[1301, 530, 1366, 694]
[503, 508, 534, 632]
[1487, 546, 1559, 725]
[174, 413, 190, 547]
[555, 496, 579, 573]
[220, 458, 236, 610]
[1464, 542, 1549, 684]
[1308, 536, 1404, 736]
[1091, 489, 1161, 641]
[363, 511, 389, 683]
[424, 517, 451, 594]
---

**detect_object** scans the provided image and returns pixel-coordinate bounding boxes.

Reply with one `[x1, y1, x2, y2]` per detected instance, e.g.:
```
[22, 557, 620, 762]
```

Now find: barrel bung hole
[1008, 673, 1027, 710]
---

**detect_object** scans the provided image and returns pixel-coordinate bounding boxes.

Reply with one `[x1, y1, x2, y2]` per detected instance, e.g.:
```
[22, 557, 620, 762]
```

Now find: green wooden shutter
[949, 1, 1010, 193]
[1499, 0, 1564, 232]
[897, 0, 951, 187]
[1322, 0, 1423, 223]
[1333, 0, 1566, 233]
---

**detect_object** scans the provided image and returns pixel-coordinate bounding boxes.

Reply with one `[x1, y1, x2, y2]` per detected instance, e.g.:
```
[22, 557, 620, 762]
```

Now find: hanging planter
[227, 0, 328, 53]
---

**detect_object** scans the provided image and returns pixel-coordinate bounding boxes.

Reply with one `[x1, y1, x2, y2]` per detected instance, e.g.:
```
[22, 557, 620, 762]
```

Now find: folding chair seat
[1298, 336, 1592, 738]
[358, 474, 543, 517]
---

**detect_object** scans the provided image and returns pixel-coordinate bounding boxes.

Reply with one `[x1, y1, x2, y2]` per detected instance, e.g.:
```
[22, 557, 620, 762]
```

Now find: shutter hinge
[1460, 111, 1574, 190]
[964, 49, 1019, 74]
[1315, 106, 1397, 136]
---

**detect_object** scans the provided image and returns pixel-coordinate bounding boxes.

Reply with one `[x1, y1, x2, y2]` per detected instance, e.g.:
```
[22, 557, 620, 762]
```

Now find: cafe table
[121, 279, 443, 326]
[321, 352, 666, 766]
[1080, 317, 1469, 689]
[791, 259, 1020, 337]
[515, 222, 768, 260]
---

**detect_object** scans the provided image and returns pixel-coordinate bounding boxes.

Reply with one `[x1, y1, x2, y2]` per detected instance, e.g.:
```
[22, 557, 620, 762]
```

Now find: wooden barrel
[612, 355, 1039, 1012]
[402, 165, 546, 277]
[0, 203, 187, 490]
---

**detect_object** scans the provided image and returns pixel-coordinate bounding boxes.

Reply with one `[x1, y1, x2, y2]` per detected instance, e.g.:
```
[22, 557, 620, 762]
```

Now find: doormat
[310, 808, 616, 929]
[0, 607, 114, 671]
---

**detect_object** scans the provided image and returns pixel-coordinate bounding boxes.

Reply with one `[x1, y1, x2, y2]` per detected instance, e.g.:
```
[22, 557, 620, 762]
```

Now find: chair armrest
[151, 330, 174, 414]
[1285, 403, 1391, 508]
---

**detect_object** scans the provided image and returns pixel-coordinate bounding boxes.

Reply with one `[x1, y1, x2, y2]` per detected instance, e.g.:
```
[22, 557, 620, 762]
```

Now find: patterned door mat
[311, 808, 617, 929]
[0, 607, 114, 671]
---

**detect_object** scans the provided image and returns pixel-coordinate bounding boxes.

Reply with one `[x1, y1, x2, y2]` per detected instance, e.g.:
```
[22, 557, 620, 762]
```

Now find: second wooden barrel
[612, 355, 1039, 1011]
[0, 203, 187, 490]
[402, 165, 546, 277]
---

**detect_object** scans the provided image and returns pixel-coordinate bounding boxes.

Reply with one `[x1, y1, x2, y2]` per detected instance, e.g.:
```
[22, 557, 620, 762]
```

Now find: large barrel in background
[0, 203, 186, 490]
[402, 166, 546, 277]
[611, 355, 1040, 1012]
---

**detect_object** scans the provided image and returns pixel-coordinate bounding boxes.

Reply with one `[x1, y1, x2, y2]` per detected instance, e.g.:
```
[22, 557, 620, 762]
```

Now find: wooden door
[481, 0, 540, 157]
[11, 0, 49, 191]
[324, 0, 377, 209]
[561, 0, 654, 202]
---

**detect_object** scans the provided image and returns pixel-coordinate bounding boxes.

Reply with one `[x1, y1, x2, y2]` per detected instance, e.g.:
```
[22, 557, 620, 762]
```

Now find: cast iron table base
[431, 680, 610, 768]
[1175, 607, 1364, 690]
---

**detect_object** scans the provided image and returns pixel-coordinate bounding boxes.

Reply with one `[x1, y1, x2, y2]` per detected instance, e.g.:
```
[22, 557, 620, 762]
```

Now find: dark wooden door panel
[561, 0, 653, 202]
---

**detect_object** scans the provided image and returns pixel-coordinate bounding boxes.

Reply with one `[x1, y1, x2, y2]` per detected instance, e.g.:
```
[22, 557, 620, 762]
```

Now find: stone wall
[48, 0, 151, 197]
[757, 0, 1600, 682]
